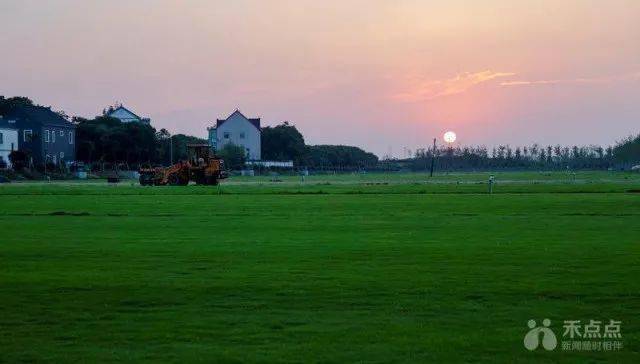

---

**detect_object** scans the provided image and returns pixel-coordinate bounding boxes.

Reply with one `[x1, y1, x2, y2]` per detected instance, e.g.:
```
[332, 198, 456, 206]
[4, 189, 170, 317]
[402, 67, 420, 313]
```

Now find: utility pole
[429, 138, 436, 177]
[169, 135, 173, 165]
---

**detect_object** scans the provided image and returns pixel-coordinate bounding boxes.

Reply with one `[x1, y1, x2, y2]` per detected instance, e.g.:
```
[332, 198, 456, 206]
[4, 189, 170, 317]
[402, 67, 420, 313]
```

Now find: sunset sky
[1, 0, 638, 156]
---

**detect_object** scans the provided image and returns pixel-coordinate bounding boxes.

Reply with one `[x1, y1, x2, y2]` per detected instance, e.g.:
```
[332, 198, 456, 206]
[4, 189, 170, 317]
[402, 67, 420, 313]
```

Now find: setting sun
[444, 131, 457, 144]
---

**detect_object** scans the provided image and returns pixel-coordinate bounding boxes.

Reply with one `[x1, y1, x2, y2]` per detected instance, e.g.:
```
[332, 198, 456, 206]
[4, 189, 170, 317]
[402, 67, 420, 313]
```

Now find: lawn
[1, 172, 639, 363]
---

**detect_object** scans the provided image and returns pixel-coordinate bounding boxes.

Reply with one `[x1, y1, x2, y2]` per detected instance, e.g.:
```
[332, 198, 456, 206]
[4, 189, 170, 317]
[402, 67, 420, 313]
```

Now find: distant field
[2, 171, 640, 195]
[1, 172, 639, 362]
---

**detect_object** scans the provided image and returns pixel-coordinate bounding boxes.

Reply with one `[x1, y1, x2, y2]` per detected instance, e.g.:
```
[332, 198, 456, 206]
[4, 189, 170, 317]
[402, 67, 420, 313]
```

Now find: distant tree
[571, 146, 580, 159]
[74, 116, 156, 165]
[261, 122, 307, 164]
[613, 134, 640, 164]
[101, 102, 122, 116]
[530, 144, 540, 159]
[515, 147, 522, 161]
[155, 128, 172, 164]
[306, 145, 378, 169]
[218, 143, 246, 170]
[56, 110, 70, 120]
[562, 146, 570, 161]
[0, 96, 34, 114]
[162, 134, 208, 164]
[120, 121, 157, 163]
[156, 128, 171, 140]
[606, 146, 614, 161]
[506, 145, 513, 161]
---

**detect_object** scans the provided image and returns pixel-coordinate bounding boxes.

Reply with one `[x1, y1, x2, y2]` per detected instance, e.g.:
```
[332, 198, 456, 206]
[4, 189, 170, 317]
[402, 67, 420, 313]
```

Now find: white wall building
[208, 110, 261, 160]
[0, 118, 19, 167]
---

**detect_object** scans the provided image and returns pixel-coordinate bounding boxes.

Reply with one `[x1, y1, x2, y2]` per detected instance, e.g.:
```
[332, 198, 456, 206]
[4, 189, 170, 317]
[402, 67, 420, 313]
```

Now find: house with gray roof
[105, 105, 151, 124]
[0, 97, 76, 167]
[208, 110, 261, 160]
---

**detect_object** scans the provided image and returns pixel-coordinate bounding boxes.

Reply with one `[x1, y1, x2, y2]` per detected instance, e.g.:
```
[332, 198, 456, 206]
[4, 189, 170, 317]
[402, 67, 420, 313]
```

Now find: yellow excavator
[139, 144, 228, 186]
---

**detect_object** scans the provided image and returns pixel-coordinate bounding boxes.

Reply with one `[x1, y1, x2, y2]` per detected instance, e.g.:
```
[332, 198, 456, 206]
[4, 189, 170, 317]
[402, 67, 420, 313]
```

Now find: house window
[0, 132, 3, 144]
[45, 130, 50, 143]
[23, 130, 33, 142]
[60, 130, 64, 136]
[51, 130, 56, 143]
[60, 152, 64, 159]
[224, 132, 230, 139]
[69, 131, 73, 144]
[240, 132, 246, 139]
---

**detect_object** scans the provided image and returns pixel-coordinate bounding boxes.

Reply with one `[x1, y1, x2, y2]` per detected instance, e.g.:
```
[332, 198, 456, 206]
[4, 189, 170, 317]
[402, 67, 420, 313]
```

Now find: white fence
[245, 160, 294, 168]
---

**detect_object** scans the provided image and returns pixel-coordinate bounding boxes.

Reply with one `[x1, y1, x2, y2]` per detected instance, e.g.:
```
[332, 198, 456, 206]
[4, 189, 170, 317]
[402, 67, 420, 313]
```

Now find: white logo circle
[524, 319, 557, 351]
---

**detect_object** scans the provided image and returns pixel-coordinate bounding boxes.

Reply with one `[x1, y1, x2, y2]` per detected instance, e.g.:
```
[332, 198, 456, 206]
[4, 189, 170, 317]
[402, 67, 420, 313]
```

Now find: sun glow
[443, 131, 457, 144]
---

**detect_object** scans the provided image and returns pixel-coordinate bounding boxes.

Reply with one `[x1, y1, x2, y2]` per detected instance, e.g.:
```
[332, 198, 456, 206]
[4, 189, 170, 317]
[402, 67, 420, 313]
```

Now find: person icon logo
[524, 319, 557, 351]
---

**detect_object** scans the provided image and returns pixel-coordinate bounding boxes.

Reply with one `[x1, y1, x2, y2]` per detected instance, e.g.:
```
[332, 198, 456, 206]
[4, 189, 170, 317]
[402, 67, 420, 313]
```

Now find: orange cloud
[393, 70, 515, 102]
[500, 72, 640, 86]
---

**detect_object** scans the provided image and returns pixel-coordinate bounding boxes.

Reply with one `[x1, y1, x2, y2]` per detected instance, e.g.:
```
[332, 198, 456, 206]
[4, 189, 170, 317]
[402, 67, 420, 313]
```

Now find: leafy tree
[0, 96, 34, 116]
[506, 146, 513, 161]
[155, 129, 171, 163]
[613, 134, 640, 164]
[156, 128, 171, 139]
[261, 122, 307, 164]
[159, 134, 208, 165]
[255, 123, 382, 169]
[306, 145, 379, 169]
[74, 116, 157, 165]
[218, 143, 246, 170]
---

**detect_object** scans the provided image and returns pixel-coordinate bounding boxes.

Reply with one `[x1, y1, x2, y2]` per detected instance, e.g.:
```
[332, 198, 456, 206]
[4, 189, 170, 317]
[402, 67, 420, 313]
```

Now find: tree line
[260, 122, 379, 169]
[404, 139, 640, 171]
[34, 114, 640, 171]
[73, 115, 380, 170]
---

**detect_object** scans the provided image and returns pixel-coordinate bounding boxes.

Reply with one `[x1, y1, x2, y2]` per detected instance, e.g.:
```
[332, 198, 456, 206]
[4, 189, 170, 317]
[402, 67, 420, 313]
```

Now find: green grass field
[1, 172, 639, 363]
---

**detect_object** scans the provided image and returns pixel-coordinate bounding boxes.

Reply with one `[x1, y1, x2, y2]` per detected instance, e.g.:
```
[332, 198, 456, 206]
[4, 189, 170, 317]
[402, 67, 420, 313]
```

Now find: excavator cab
[186, 144, 228, 185]
[187, 144, 211, 165]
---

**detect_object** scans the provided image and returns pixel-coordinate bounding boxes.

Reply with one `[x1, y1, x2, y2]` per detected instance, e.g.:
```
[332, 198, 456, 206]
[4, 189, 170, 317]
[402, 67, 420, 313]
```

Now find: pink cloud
[393, 70, 516, 102]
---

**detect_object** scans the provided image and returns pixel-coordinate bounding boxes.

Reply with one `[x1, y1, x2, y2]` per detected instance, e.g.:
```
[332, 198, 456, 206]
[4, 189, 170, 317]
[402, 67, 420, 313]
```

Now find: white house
[105, 105, 151, 124]
[208, 110, 261, 160]
[0, 117, 19, 167]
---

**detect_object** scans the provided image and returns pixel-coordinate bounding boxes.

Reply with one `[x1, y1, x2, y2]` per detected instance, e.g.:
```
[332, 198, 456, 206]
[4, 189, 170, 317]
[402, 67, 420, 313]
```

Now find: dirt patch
[48, 211, 91, 216]
[559, 213, 634, 217]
